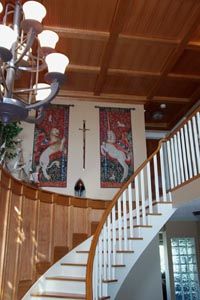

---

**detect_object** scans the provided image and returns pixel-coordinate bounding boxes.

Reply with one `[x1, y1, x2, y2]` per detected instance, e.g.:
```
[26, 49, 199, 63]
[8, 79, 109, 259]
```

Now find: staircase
[22, 107, 200, 300]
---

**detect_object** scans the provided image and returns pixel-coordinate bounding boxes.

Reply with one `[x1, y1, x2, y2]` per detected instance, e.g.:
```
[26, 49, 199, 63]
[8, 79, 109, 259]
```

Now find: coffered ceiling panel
[109, 38, 174, 72]
[56, 37, 106, 67]
[171, 49, 200, 76]
[122, 0, 200, 39]
[42, 0, 118, 31]
[156, 79, 199, 98]
[103, 75, 156, 96]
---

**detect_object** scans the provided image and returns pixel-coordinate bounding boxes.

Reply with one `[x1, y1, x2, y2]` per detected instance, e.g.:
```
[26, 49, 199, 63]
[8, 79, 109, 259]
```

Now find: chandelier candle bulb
[38, 30, 59, 49]
[45, 53, 69, 74]
[22, 1, 46, 23]
[0, 25, 18, 49]
[0, 2, 3, 14]
[33, 83, 51, 101]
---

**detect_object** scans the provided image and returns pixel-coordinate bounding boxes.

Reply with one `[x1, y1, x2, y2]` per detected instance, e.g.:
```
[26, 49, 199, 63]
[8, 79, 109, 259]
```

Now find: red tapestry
[100, 107, 134, 188]
[32, 105, 69, 187]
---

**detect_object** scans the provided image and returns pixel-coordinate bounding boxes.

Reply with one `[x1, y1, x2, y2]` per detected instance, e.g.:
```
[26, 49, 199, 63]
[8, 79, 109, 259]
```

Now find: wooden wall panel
[0, 168, 109, 299]
[37, 202, 54, 263]
[53, 204, 69, 247]
[18, 197, 37, 282]
[2, 193, 22, 300]
[0, 186, 11, 295]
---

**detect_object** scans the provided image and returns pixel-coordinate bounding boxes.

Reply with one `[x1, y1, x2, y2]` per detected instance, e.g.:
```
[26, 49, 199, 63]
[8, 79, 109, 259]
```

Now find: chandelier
[0, 0, 69, 124]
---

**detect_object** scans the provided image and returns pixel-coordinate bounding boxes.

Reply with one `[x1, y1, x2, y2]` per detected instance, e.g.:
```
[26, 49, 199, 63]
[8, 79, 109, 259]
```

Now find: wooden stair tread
[46, 276, 85, 282]
[31, 292, 86, 299]
[61, 263, 87, 267]
[77, 250, 134, 253]
[102, 279, 118, 283]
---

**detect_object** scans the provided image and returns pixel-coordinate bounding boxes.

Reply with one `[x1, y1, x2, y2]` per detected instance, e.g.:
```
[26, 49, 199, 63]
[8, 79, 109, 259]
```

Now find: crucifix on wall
[79, 120, 90, 170]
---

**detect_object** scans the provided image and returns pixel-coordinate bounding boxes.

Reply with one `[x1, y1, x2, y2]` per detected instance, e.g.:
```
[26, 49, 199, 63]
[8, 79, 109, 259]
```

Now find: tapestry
[100, 107, 134, 188]
[32, 105, 69, 187]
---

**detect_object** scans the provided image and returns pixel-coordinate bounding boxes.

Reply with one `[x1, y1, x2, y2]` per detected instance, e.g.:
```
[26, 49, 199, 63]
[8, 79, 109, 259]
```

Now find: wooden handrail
[86, 105, 200, 299]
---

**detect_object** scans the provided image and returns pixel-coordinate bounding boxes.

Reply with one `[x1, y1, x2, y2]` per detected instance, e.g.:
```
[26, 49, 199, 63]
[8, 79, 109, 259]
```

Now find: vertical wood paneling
[18, 198, 37, 281]
[53, 204, 69, 247]
[2, 193, 22, 300]
[37, 202, 53, 262]
[0, 186, 11, 296]
[0, 168, 108, 299]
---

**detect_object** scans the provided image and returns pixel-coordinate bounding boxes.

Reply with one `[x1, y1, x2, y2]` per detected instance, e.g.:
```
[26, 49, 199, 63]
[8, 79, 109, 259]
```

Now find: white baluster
[122, 190, 128, 250]
[107, 216, 111, 280]
[103, 226, 107, 280]
[177, 131, 185, 183]
[140, 169, 146, 225]
[174, 135, 181, 185]
[117, 197, 123, 251]
[197, 112, 200, 138]
[192, 116, 200, 174]
[188, 120, 197, 176]
[111, 206, 116, 279]
[153, 154, 160, 202]
[98, 234, 103, 298]
[94, 250, 98, 300]
[170, 138, 178, 186]
[180, 128, 188, 181]
[135, 175, 140, 226]
[167, 140, 174, 189]
[128, 183, 134, 238]
[160, 145, 167, 201]
[184, 123, 193, 179]
[147, 161, 153, 213]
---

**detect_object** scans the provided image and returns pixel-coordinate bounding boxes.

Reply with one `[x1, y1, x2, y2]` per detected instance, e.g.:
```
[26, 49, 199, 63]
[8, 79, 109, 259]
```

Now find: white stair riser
[62, 253, 88, 264]
[30, 297, 83, 300]
[60, 265, 86, 277]
[44, 280, 85, 294]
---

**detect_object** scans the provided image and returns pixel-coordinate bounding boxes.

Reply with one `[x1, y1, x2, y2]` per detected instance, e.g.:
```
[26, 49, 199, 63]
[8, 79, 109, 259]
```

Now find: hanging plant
[0, 121, 23, 162]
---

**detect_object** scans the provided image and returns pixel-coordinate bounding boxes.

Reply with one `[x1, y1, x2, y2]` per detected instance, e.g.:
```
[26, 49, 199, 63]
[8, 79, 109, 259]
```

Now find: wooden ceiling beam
[57, 90, 189, 104]
[152, 96, 190, 103]
[45, 25, 200, 55]
[147, 4, 200, 100]
[67, 64, 100, 74]
[145, 122, 169, 129]
[67, 64, 200, 83]
[94, 0, 132, 95]
[57, 90, 147, 104]
[44, 26, 109, 41]
[119, 34, 179, 46]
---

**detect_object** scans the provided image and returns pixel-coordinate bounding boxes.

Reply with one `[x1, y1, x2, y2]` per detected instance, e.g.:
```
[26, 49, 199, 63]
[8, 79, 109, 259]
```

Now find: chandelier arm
[18, 60, 47, 73]
[25, 107, 44, 124]
[26, 80, 59, 110]
[14, 28, 37, 65]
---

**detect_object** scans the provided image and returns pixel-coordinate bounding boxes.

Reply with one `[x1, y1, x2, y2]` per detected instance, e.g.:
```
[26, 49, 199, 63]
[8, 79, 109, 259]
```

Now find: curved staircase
[22, 107, 200, 300]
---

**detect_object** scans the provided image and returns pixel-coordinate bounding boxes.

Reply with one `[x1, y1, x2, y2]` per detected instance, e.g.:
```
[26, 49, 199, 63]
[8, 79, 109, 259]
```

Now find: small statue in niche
[74, 179, 86, 198]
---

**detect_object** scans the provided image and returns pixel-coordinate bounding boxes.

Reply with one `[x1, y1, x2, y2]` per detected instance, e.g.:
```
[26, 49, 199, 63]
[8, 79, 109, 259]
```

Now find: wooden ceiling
[21, 1, 200, 129]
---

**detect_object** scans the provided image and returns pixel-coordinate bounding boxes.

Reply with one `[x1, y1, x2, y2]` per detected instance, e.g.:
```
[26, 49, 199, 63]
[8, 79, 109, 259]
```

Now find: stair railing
[86, 106, 200, 299]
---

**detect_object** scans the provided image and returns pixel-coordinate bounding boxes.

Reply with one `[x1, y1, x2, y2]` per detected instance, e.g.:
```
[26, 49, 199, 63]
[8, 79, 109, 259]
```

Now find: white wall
[20, 98, 146, 200]
[116, 236, 163, 300]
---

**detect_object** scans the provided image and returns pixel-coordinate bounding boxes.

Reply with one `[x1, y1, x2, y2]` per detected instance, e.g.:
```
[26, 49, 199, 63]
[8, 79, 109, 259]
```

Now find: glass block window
[171, 237, 200, 300]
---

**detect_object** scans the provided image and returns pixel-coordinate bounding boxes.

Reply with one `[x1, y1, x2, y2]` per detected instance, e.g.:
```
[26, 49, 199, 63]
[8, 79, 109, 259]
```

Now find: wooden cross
[79, 120, 90, 170]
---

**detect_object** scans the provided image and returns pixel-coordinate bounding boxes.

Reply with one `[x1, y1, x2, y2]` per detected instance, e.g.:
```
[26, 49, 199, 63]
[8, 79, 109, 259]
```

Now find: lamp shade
[45, 53, 69, 74]
[38, 30, 59, 49]
[0, 25, 17, 50]
[33, 83, 51, 101]
[22, 1, 46, 23]
[0, 2, 3, 13]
